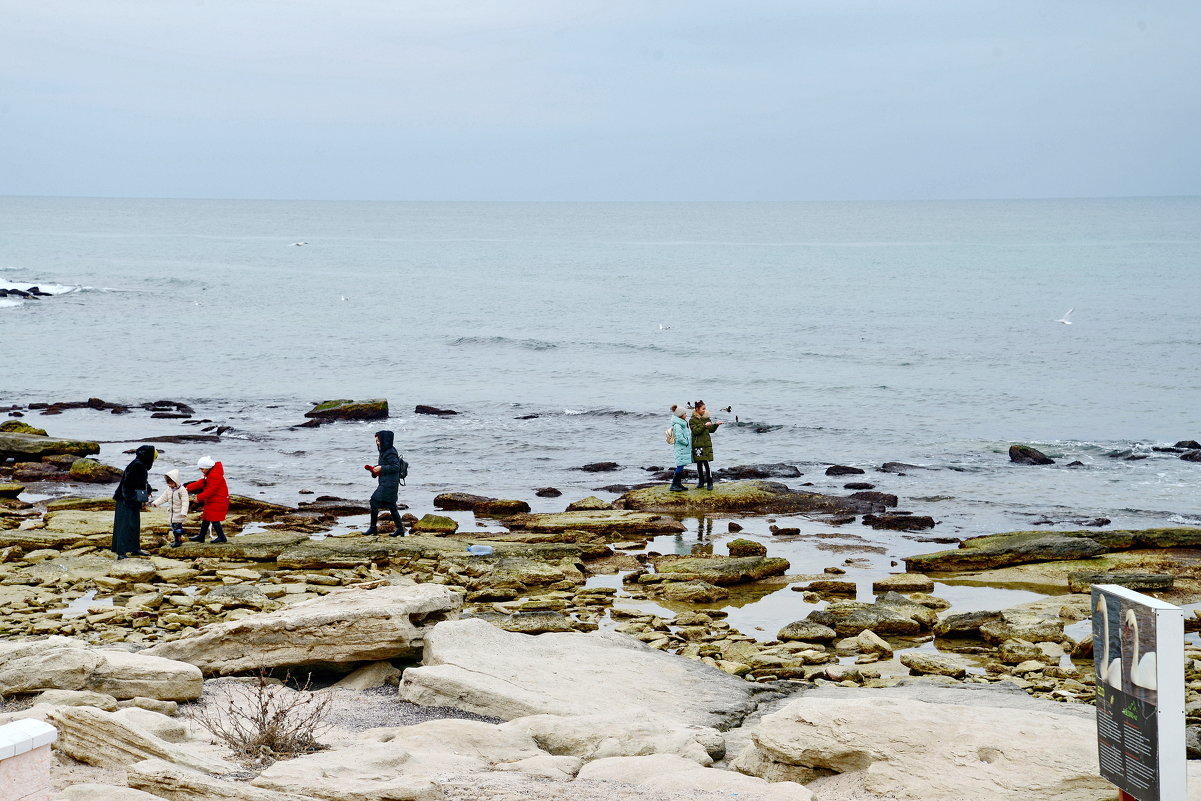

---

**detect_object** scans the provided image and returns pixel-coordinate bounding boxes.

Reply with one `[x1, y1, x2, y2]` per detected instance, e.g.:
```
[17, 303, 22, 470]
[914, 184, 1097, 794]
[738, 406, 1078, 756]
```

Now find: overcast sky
[2, 1, 1198, 201]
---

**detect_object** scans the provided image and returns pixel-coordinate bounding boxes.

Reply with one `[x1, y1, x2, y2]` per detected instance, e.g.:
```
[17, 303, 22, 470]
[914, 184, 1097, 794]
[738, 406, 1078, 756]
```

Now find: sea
[2, 196, 1200, 633]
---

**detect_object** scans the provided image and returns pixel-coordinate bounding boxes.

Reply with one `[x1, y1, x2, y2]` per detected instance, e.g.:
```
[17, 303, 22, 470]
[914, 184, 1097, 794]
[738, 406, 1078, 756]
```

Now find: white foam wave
[0, 298, 22, 308]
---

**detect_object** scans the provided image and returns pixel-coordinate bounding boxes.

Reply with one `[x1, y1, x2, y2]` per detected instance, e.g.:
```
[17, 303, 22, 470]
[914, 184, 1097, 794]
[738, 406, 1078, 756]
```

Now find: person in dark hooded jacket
[112, 445, 156, 559]
[365, 430, 404, 536]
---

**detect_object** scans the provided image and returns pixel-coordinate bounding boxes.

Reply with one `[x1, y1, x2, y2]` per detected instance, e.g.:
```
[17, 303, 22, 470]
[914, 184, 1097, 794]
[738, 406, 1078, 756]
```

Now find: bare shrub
[188, 670, 333, 767]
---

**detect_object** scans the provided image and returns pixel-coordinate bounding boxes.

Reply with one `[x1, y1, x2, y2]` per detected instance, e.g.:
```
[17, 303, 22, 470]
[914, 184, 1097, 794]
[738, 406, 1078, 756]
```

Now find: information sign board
[1092, 584, 1185, 801]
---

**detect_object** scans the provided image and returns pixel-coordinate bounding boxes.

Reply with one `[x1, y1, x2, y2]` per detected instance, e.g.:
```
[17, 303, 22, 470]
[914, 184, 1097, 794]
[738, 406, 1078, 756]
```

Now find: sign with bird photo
[1092, 585, 1185, 801]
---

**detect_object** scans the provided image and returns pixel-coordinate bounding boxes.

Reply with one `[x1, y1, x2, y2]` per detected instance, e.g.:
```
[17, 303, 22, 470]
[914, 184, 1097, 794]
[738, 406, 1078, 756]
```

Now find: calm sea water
[2, 197, 1200, 550]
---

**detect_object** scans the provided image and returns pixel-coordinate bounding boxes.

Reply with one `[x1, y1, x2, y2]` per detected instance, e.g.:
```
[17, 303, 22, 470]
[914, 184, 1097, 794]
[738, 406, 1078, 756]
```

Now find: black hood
[375, 430, 395, 451]
[134, 445, 157, 467]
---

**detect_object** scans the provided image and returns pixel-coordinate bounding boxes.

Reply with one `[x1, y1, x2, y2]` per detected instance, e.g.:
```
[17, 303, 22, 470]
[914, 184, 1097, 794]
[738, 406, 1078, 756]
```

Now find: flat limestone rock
[169, 531, 310, 560]
[616, 480, 875, 516]
[577, 754, 812, 801]
[399, 618, 771, 729]
[48, 706, 237, 773]
[500, 714, 724, 764]
[0, 432, 100, 459]
[144, 582, 461, 675]
[0, 636, 202, 700]
[129, 759, 322, 801]
[275, 535, 582, 570]
[904, 527, 1201, 572]
[732, 692, 1111, 800]
[504, 510, 685, 537]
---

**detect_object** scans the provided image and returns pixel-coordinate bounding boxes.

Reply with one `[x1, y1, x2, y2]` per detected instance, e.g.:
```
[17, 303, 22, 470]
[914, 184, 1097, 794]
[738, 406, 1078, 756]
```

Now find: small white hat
[197, 456, 216, 469]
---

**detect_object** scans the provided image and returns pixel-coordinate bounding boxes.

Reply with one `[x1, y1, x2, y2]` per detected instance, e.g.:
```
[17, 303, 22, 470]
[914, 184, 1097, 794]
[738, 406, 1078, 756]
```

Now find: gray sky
[3, 1, 1199, 201]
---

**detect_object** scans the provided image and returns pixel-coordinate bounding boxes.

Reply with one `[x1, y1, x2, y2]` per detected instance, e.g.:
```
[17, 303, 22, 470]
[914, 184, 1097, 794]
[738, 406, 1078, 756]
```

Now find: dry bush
[189, 670, 333, 767]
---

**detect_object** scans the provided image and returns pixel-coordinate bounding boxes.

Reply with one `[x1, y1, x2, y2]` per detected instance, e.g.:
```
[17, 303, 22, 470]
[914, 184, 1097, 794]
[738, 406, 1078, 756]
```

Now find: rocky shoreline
[3, 402, 1201, 799]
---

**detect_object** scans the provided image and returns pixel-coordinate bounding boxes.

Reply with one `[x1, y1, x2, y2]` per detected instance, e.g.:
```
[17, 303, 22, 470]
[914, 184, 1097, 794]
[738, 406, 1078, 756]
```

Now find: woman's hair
[693, 400, 706, 413]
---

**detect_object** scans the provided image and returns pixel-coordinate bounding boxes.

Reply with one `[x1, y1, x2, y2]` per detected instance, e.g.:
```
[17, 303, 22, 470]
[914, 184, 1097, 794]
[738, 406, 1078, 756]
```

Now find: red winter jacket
[186, 462, 229, 521]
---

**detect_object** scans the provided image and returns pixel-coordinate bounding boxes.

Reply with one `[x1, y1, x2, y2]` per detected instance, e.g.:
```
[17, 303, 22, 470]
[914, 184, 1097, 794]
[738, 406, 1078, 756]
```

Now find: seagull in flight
[1055, 308, 1074, 325]
[291, 241, 309, 247]
[658, 323, 671, 330]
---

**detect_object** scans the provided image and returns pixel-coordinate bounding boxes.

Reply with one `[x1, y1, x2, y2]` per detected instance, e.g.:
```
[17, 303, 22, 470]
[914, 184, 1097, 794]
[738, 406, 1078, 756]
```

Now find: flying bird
[1055, 308, 1074, 325]
[658, 323, 671, 330]
[291, 241, 309, 247]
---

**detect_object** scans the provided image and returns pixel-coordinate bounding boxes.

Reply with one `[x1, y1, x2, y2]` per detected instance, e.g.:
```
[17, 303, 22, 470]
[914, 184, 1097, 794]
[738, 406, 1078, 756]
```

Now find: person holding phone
[689, 400, 725, 491]
[111, 444, 156, 559]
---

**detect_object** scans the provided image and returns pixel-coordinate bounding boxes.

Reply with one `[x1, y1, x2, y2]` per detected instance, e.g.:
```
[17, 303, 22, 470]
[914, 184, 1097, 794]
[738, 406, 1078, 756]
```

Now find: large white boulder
[145, 582, 461, 675]
[399, 618, 767, 729]
[0, 637, 202, 701]
[732, 691, 1112, 800]
[500, 714, 723, 765]
[577, 754, 812, 801]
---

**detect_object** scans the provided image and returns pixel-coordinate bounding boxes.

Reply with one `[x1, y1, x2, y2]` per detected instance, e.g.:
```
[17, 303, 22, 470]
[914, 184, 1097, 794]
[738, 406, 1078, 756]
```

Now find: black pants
[695, 460, 712, 484]
[200, 520, 225, 540]
[370, 498, 401, 532]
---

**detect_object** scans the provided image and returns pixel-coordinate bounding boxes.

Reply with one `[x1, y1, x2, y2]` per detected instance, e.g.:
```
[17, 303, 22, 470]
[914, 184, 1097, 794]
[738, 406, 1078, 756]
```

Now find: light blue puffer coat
[671, 414, 693, 467]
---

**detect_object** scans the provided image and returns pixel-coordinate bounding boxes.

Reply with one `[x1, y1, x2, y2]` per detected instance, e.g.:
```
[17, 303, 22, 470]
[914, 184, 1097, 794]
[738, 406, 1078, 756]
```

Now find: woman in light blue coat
[669, 404, 693, 492]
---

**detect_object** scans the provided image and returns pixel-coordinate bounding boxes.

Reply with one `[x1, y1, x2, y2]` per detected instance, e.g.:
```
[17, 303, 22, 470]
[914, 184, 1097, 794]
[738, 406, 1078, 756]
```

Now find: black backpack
[398, 454, 409, 485]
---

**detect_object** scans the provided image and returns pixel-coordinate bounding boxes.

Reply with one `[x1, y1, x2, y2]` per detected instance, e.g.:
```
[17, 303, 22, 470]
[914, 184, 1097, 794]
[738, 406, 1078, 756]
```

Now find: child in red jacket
[186, 456, 229, 543]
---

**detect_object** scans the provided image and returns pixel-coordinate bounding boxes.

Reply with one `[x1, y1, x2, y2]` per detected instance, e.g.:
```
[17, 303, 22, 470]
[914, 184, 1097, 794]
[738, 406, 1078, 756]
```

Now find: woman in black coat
[112, 445, 156, 559]
[365, 430, 404, 536]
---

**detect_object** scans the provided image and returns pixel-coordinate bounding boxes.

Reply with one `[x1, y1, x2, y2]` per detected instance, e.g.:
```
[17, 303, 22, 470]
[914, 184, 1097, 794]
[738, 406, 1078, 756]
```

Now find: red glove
[364, 464, 375, 472]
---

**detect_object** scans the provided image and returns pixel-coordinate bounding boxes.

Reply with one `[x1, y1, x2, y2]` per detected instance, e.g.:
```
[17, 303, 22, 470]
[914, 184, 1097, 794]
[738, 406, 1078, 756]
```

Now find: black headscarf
[375, 430, 395, 452]
[114, 445, 156, 504]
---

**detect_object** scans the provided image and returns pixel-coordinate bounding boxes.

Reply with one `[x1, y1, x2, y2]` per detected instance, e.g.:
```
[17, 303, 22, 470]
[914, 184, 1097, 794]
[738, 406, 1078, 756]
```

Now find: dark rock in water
[1009, 445, 1054, 465]
[434, 492, 530, 516]
[297, 497, 375, 516]
[1153, 446, 1184, 453]
[295, 419, 324, 428]
[1106, 449, 1133, 459]
[879, 462, 925, 474]
[826, 465, 865, 476]
[1124, 453, 1148, 461]
[1066, 461, 1085, 467]
[848, 491, 898, 508]
[862, 514, 935, 531]
[768, 525, 800, 536]
[576, 462, 620, 472]
[136, 434, 222, 444]
[594, 483, 658, 493]
[0, 433, 100, 459]
[514, 414, 540, 420]
[1182, 451, 1201, 463]
[305, 399, 389, 421]
[904, 535, 960, 544]
[414, 404, 457, 416]
[727, 521, 743, 532]
[1175, 440, 1201, 450]
[803, 579, 856, 595]
[1083, 517, 1111, 527]
[814, 514, 857, 526]
[1066, 571, 1173, 593]
[142, 400, 196, 415]
[150, 412, 192, 419]
[844, 482, 875, 490]
[13, 462, 69, 481]
[535, 487, 562, 498]
[715, 463, 802, 480]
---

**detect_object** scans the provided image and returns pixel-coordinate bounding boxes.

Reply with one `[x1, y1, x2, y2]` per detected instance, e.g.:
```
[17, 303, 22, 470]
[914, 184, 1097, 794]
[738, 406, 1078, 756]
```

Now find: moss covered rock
[0, 420, 48, 436]
[0, 432, 100, 459]
[505, 510, 685, 537]
[0, 483, 25, 499]
[654, 555, 790, 586]
[904, 527, 1201, 573]
[432, 493, 530, 516]
[617, 480, 874, 515]
[303, 398, 389, 421]
[68, 458, 123, 483]
[412, 514, 458, 535]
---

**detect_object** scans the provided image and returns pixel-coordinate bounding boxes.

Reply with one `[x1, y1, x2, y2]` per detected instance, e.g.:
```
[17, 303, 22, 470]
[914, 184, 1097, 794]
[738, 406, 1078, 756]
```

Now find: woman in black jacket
[112, 445, 156, 559]
[365, 430, 404, 536]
